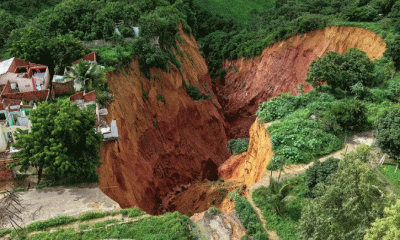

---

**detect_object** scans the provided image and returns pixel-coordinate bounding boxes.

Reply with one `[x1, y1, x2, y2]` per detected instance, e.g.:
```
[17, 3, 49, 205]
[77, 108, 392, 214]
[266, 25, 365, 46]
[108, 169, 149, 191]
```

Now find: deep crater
[97, 26, 386, 215]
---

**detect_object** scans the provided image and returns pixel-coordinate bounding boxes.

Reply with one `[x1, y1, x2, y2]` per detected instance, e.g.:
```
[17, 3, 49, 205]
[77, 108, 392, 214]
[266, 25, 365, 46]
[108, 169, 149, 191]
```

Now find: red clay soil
[98, 25, 387, 216]
[98, 27, 230, 215]
[219, 120, 273, 187]
[162, 180, 246, 216]
[217, 26, 387, 138]
[0, 165, 13, 182]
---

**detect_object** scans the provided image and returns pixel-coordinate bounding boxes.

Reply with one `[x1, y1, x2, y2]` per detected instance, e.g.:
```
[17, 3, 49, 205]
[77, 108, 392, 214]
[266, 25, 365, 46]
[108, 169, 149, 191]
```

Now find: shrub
[184, 83, 211, 101]
[305, 158, 339, 197]
[209, 207, 221, 215]
[234, 196, 268, 238]
[25, 215, 77, 231]
[157, 94, 165, 102]
[295, 13, 327, 34]
[79, 211, 108, 221]
[226, 138, 249, 155]
[321, 99, 368, 133]
[119, 207, 145, 218]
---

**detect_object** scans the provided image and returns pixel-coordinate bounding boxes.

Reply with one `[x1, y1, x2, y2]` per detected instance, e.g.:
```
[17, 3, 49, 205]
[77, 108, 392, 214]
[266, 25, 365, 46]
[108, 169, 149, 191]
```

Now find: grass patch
[231, 194, 269, 239]
[119, 207, 145, 218]
[26, 212, 194, 240]
[380, 164, 400, 183]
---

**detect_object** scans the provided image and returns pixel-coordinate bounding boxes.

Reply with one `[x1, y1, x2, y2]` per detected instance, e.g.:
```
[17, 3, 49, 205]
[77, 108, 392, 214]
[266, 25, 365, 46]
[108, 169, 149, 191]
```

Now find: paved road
[0, 183, 120, 228]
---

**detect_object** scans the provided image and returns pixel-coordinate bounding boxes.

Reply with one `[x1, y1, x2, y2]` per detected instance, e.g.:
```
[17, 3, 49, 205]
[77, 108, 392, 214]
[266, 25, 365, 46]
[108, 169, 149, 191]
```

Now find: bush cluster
[226, 138, 249, 155]
[233, 195, 269, 239]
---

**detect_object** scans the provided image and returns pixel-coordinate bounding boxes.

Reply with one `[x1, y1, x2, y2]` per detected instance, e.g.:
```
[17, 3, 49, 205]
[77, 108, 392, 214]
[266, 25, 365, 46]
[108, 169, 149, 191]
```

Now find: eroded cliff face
[219, 120, 273, 186]
[98, 28, 230, 214]
[218, 26, 386, 138]
[98, 25, 387, 215]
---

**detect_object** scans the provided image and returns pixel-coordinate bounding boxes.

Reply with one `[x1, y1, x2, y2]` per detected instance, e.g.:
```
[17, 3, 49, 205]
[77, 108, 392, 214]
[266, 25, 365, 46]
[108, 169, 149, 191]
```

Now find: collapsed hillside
[98, 27, 230, 214]
[99, 26, 386, 215]
[217, 26, 386, 138]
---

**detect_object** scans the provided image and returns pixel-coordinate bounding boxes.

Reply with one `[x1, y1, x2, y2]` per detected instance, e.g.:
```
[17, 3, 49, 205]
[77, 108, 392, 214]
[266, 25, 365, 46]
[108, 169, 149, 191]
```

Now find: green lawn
[194, 0, 275, 25]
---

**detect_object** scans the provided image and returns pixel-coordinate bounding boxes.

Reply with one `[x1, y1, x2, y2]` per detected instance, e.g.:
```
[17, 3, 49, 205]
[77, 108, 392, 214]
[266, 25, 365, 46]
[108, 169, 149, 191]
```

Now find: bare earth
[0, 183, 120, 228]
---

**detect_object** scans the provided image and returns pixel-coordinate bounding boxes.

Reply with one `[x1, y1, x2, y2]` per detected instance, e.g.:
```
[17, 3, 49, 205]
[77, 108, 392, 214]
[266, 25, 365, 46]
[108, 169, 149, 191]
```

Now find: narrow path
[247, 131, 375, 240]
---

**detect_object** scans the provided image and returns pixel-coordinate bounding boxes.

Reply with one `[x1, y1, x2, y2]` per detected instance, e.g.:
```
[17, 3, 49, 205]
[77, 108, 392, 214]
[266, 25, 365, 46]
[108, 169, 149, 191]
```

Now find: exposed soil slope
[98, 27, 230, 214]
[219, 120, 273, 186]
[218, 26, 386, 138]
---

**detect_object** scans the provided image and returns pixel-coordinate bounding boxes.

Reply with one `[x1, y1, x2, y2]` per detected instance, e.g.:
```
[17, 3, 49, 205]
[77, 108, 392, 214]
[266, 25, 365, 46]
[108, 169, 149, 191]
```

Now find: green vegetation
[2, 207, 194, 240]
[374, 107, 400, 163]
[209, 207, 221, 215]
[184, 82, 211, 101]
[305, 48, 376, 91]
[0, 0, 62, 21]
[254, 146, 391, 240]
[231, 194, 269, 239]
[194, 0, 275, 26]
[25, 212, 193, 240]
[157, 94, 166, 103]
[226, 138, 249, 155]
[10, 101, 103, 184]
[380, 164, 400, 183]
[258, 91, 343, 169]
[298, 156, 385, 239]
[365, 200, 400, 240]
[253, 175, 306, 240]
[305, 157, 339, 198]
[64, 61, 107, 92]
[257, 47, 399, 170]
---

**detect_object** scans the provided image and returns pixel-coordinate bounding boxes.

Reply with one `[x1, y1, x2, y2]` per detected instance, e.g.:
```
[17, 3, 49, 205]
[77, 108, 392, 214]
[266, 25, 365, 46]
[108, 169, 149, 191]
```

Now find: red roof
[3, 98, 21, 106]
[83, 90, 96, 102]
[70, 90, 96, 103]
[69, 91, 84, 101]
[74, 52, 97, 65]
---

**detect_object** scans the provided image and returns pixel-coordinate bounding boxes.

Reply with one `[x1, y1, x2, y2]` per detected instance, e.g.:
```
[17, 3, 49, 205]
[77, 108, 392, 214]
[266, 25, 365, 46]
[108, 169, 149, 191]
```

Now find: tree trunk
[37, 167, 42, 185]
[46, 64, 55, 103]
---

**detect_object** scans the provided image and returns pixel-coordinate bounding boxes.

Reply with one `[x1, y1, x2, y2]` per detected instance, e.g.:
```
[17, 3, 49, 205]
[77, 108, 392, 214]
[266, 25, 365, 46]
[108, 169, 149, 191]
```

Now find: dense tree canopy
[305, 48, 375, 91]
[10, 101, 103, 184]
[0, 9, 23, 47]
[298, 157, 385, 239]
[365, 200, 400, 240]
[374, 107, 400, 163]
[8, 27, 85, 77]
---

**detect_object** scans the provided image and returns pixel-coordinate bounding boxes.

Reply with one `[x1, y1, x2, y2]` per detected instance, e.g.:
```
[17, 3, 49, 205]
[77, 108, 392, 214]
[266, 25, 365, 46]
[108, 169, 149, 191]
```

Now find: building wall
[2, 90, 49, 102]
[0, 73, 35, 92]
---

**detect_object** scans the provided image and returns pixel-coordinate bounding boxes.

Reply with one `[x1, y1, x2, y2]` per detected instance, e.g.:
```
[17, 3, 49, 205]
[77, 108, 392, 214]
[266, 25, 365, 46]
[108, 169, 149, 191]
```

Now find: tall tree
[8, 25, 85, 95]
[298, 156, 385, 239]
[365, 200, 400, 240]
[374, 107, 400, 163]
[305, 48, 375, 91]
[10, 101, 103, 184]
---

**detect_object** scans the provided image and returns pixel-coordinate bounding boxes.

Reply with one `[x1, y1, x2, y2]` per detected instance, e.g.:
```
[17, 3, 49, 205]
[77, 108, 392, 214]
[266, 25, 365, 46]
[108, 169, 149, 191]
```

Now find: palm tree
[267, 177, 292, 216]
[64, 61, 106, 92]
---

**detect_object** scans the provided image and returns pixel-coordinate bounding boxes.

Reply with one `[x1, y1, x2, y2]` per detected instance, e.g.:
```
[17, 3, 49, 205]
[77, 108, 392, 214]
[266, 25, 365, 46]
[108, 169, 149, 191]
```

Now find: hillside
[2, 0, 400, 239]
[194, 0, 275, 26]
